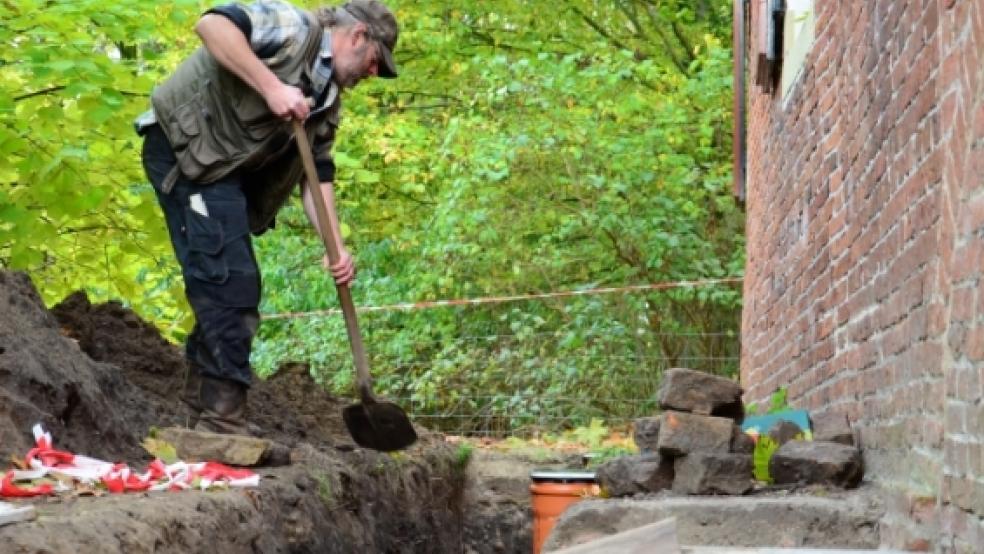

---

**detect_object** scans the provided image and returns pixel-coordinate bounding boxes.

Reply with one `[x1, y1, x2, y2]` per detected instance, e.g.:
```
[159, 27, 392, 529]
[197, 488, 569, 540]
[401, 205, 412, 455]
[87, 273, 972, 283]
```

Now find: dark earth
[0, 270, 875, 552]
[0, 270, 532, 553]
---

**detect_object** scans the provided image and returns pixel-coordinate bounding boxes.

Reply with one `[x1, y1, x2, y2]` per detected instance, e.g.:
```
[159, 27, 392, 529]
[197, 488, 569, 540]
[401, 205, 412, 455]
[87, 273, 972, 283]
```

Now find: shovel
[292, 119, 417, 452]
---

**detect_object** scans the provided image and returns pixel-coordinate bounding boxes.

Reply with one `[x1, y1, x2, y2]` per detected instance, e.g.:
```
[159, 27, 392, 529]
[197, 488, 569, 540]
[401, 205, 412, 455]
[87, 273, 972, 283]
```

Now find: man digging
[137, 0, 398, 437]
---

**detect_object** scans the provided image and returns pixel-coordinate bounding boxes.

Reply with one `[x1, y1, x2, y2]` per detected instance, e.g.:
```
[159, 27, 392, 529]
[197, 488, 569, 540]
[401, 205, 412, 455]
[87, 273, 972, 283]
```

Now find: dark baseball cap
[342, 0, 399, 78]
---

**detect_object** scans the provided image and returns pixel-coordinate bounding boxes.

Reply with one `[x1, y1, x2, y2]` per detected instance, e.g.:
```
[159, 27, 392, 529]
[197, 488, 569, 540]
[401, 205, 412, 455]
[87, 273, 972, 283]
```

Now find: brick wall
[938, 0, 984, 551]
[741, 0, 982, 550]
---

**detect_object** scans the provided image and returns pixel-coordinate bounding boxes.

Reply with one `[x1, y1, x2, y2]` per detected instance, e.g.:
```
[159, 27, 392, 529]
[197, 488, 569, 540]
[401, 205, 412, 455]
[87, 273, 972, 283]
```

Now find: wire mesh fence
[256, 283, 742, 439]
[380, 338, 740, 438]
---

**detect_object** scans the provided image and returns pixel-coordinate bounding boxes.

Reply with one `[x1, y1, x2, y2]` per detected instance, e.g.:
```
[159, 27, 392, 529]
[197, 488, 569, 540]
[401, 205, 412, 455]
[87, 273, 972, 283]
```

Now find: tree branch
[642, 4, 690, 74]
[56, 224, 142, 236]
[14, 86, 65, 101]
[377, 181, 436, 205]
[568, 5, 634, 54]
[615, 1, 651, 42]
[384, 102, 451, 113]
[670, 20, 697, 65]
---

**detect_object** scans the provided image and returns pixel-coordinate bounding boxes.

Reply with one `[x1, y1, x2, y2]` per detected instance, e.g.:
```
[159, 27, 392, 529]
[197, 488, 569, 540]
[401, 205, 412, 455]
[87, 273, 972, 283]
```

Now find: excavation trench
[0, 271, 535, 553]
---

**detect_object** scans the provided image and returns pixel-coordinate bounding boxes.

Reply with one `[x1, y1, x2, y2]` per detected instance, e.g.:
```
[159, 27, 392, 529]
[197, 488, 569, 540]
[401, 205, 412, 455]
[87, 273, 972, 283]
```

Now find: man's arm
[301, 179, 355, 285]
[195, 13, 309, 120]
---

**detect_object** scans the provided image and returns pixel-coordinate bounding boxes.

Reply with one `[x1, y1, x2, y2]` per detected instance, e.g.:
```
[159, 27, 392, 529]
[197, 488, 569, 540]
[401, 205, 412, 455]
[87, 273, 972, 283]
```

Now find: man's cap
[343, 0, 399, 78]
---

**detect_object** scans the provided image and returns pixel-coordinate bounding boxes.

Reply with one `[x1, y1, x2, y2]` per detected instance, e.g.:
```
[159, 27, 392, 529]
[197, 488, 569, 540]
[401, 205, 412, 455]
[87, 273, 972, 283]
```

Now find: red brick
[742, 0, 981, 544]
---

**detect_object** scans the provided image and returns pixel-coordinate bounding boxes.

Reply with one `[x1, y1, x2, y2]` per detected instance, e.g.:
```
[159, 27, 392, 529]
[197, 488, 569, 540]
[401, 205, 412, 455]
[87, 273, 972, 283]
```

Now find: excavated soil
[48, 291, 351, 450]
[0, 271, 473, 553]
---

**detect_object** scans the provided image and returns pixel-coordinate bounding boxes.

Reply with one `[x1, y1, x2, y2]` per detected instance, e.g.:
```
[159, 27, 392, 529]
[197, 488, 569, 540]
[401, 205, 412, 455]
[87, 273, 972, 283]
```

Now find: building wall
[741, 0, 982, 550]
[938, 0, 984, 551]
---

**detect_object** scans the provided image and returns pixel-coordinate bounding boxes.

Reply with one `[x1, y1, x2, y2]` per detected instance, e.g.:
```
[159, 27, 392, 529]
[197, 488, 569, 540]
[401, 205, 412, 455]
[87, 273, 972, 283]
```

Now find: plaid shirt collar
[309, 31, 340, 115]
[310, 31, 333, 103]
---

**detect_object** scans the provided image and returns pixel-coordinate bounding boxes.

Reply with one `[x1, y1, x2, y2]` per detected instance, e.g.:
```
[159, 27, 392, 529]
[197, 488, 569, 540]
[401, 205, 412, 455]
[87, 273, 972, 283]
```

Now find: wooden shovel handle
[292, 119, 374, 402]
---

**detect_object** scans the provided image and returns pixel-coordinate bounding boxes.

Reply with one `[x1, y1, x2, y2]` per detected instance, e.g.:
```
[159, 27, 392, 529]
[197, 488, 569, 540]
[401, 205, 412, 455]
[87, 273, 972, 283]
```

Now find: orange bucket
[530, 471, 599, 554]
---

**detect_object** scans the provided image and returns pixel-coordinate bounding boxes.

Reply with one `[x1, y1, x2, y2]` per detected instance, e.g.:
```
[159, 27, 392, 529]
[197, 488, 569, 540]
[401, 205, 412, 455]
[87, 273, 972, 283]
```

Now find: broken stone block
[656, 368, 744, 421]
[657, 411, 734, 458]
[810, 411, 855, 446]
[731, 425, 755, 454]
[767, 420, 804, 446]
[770, 440, 863, 488]
[595, 453, 674, 497]
[672, 452, 753, 495]
[633, 417, 661, 453]
[159, 427, 285, 467]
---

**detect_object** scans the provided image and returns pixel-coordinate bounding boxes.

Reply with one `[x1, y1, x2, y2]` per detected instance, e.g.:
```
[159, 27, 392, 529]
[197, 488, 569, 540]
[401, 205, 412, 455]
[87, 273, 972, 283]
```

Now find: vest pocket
[169, 101, 201, 148]
[184, 207, 228, 285]
[171, 95, 228, 173]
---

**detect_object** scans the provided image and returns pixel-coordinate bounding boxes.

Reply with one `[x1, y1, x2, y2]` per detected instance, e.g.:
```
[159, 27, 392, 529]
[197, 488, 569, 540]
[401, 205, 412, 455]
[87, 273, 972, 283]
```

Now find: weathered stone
[770, 440, 863, 488]
[656, 368, 744, 422]
[596, 453, 674, 497]
[672, 453, 753, 495]
[548, 518, 680, 554]
[811, 411, 855, 446]
[158, 427, 276, 466]
[0, 502, 35, 527]
[767, 420, 804, 446]
[633, 417, 661, 453]
[731, 425, 755, 454]
[543, 494, 884, 551]
[657, 411, 734, 458]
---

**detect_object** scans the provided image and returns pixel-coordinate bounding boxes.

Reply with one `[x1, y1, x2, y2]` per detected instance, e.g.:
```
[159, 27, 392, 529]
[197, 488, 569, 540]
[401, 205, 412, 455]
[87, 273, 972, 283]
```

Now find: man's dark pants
[141, 124, 260, 388]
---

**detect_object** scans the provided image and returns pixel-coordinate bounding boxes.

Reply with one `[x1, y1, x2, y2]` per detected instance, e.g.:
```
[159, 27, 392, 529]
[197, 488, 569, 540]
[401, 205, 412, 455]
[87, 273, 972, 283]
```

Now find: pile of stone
[596, 368, 863, 497]
[771, 411, 863, 489]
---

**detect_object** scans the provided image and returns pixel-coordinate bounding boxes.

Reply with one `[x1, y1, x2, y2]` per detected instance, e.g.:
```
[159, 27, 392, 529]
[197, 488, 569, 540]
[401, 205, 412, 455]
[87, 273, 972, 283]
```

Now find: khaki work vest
[151, 11, 341, 234]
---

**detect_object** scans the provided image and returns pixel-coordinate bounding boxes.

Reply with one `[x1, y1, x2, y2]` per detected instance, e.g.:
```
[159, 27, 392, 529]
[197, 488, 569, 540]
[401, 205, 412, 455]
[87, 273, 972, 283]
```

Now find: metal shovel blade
[342, 401, 418, 452]
[291, 120, 417, 454]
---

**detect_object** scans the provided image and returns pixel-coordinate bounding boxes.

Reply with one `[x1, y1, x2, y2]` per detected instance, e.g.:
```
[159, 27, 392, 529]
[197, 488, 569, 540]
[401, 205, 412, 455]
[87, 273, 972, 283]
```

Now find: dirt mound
[0, 270, 359, 464]
[48, 289, 352, 450]
[0, 271, 478, 553]
[249, 362, 351, 447]
[51, 291, 187, 413]
[0, 272, 155, 462]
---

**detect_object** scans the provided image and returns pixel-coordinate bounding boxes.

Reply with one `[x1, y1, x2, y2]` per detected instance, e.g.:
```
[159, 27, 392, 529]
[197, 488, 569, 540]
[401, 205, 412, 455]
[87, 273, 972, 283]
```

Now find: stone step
[543, 491, 884, 551]
[684, 550, 907, 554]
[550, 518, 681, 553]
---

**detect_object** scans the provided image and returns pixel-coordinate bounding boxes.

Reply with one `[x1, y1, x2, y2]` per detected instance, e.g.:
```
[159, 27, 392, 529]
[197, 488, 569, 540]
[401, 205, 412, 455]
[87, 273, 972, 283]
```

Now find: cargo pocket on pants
[185, 208, 228, 285]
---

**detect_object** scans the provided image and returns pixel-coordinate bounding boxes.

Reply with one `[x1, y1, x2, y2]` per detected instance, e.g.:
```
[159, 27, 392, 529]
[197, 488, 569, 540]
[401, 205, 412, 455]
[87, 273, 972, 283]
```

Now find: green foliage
[143, 426, 180, 463]
[746, 386, 790, 416]
[314, 473, 335, 508]
[584, 445, 637, 468]
[768, 387, 789, 414]
[568, 419, 610, 450]
[753, 436, 779, 484]
[0, 0, 200, 331]
[252, 0, 743, 435]
[7, 1, 742, 436]
[453, 443, 474, 470]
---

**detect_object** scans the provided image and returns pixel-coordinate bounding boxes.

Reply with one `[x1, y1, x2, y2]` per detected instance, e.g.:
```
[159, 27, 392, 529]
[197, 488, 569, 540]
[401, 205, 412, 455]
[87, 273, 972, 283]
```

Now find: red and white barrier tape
[0, 424, 258, 498]
[262, 277, 743, 320]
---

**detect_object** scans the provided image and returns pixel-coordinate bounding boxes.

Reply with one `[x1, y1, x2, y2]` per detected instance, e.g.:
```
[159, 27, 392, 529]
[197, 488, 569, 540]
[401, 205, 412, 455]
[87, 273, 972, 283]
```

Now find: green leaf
[142, 437, 179, 464]
[753, 436, 779, 483]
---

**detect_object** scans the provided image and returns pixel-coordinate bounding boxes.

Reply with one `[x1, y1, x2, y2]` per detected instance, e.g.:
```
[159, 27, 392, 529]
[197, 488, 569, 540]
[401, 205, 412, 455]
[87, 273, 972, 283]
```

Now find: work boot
[195, 376, 251, 435]
[181, 364, 203, 428]
[194, 377, 291, 465]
